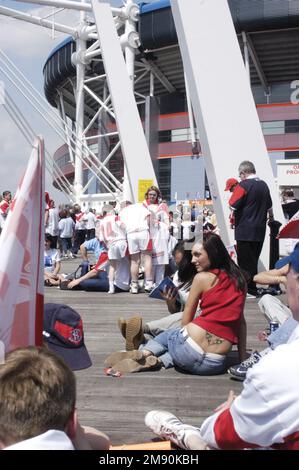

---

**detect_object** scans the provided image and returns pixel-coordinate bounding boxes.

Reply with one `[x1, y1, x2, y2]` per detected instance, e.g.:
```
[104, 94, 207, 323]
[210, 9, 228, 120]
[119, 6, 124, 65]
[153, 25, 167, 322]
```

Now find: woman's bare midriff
[186, 322, 232, 355]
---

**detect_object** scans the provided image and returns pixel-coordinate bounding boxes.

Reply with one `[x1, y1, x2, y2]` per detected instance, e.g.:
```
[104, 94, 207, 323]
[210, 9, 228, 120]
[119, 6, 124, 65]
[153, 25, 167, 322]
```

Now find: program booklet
[149, 277, 177, 300]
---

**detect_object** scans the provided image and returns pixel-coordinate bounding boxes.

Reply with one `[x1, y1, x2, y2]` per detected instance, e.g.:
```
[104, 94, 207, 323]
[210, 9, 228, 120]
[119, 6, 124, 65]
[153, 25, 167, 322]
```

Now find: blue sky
[0, 0, 150, 203]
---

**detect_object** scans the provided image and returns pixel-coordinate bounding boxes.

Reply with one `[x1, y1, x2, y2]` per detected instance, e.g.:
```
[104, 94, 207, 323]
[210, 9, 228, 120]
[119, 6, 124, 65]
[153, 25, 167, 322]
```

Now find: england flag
[0, 137, 44, 353]
[279, 210, 299, 239]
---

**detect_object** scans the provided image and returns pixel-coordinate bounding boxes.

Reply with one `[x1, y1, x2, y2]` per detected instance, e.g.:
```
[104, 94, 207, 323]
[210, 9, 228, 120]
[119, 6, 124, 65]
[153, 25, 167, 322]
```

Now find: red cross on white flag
[279, 210, 299, 239]
[0, 137, 44, 353]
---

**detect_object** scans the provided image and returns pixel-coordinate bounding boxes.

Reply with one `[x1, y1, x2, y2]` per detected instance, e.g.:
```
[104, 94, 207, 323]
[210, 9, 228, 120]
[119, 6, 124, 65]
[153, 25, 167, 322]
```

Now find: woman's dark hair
[202, 232, 246, 291]
[173, 242, 197, 287]
[45, 233, 53, 243]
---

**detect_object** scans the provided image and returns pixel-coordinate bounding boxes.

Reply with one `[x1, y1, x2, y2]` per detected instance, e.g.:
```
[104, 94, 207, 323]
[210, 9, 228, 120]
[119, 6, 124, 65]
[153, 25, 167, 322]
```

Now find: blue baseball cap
[43, 303, 92, 371]
[275, 243, 299, 272]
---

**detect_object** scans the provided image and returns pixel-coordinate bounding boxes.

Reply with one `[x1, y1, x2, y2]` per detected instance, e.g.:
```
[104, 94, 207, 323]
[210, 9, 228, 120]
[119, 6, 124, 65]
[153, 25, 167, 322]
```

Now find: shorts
[108, 240, 128, 260]
[127, 230, 152, 255]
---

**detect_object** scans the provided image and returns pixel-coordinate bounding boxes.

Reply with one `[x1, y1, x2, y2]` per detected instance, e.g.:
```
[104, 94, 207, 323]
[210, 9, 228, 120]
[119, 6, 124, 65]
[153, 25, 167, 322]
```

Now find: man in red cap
[225, 178, 239, 229]
[225, 178, 238, 193]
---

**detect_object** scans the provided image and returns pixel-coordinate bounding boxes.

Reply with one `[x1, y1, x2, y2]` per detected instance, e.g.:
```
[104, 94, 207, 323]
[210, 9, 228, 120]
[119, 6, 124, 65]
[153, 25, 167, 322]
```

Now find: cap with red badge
[43, 303, 92, 371]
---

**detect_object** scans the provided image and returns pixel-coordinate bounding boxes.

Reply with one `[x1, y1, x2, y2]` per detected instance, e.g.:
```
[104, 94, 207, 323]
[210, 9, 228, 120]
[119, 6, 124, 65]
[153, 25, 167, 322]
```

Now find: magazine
[149, 277, 177, 300]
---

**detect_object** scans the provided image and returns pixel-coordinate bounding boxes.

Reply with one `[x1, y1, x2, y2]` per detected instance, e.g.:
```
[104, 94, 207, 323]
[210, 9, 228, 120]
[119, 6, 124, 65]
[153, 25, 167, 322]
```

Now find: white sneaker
[130, 282, 139, 294]
[144, 281, 154, 293]
[108, 288, 115, 294]
[246, 293, 257, 299]
[145, 410, 203, 450]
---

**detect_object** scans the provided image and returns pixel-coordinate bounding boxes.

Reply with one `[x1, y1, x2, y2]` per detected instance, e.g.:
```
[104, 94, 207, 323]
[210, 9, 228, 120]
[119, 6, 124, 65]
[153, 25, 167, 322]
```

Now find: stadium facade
[43, 0, 299, 203]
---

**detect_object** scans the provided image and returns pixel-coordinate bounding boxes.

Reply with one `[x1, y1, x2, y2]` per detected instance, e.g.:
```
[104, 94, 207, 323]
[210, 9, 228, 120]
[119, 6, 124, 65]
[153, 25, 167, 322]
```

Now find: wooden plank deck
[45, 259, 283, 447]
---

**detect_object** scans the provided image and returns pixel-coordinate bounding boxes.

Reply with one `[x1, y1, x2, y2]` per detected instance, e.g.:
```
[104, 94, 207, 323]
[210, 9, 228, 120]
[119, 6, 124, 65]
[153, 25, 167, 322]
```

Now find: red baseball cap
[225, 178, 238, 191]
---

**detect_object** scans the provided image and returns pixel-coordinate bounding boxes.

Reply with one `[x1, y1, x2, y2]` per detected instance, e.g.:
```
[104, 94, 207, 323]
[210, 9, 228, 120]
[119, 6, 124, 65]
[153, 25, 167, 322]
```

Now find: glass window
[261, 121, 285, 135]
[158, 130, 171, 143]
[171, 128, 199, 142]
[285, 151, 299, 160]
[285, 120, 299, 134]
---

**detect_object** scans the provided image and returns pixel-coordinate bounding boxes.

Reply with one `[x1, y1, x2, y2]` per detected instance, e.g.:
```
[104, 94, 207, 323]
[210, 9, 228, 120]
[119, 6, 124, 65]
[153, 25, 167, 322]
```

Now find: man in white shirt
[84, 208, 97, 240]
[145, 243, 299, 450]
[45, 199, 59, 248]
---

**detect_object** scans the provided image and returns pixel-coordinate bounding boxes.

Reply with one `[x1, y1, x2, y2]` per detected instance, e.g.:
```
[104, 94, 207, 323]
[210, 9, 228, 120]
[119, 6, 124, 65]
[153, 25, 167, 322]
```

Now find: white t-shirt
[100, 214, 126, 247]
[58, 217, 75, 238]
[84, 211, 97, 230]
[200, 325, 299, 450]
[44, 249, 61, 273]
[75, 212, 86, 231]
[46, 207, 59, 236]
[5, 430, 74, 450]
[119, 203, 151, 234]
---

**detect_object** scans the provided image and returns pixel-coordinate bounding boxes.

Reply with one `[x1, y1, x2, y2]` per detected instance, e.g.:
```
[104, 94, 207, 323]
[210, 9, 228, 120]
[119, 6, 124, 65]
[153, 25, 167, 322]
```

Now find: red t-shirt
[192, 269, 246, 344]
[0, 200, 9, 216]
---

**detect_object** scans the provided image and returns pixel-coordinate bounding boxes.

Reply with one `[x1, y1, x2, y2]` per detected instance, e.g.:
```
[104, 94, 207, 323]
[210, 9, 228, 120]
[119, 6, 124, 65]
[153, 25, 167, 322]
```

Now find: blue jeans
[143, 328, 226, 375]
[268, 317, 298, 349]
[72, 262, 109, 292]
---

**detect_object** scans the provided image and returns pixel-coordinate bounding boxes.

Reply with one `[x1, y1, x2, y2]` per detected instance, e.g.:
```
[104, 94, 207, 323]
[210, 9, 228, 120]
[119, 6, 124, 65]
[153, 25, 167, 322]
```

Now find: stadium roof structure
[44, 0, 299, 121]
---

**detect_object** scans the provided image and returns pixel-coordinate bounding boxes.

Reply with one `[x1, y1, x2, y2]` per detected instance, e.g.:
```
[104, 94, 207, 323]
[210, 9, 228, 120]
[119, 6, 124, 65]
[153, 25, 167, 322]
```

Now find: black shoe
[228, 351, 261, 381]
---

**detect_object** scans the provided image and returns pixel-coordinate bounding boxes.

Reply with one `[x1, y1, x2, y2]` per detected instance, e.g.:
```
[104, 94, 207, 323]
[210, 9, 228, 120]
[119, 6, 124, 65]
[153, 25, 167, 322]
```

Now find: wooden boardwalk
[45, 259, 283, 447]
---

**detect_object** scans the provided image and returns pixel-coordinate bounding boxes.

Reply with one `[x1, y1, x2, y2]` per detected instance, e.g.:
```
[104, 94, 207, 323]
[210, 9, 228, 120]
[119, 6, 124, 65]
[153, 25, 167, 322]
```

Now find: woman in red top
[110, 233, 247, 375]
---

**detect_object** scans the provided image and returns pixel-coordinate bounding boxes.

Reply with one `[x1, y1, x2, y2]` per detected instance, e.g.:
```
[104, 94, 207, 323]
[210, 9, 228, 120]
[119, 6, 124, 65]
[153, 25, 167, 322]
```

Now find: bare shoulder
[193, 271, 218, 289]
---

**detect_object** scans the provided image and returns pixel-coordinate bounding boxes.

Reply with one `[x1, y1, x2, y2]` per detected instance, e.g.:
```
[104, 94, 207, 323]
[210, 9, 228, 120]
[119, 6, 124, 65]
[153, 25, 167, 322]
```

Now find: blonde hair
[145, 185, 162, 201]
[0, 347, 76, 447]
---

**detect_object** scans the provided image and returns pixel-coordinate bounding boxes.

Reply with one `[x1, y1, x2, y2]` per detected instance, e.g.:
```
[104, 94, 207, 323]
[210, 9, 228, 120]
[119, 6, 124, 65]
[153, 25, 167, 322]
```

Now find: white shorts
[127, 230, 152, 255]
[108, 240, 128, 260]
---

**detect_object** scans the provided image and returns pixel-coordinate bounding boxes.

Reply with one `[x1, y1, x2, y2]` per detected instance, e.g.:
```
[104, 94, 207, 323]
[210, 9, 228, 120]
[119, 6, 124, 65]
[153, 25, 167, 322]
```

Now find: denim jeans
[72, 262, 109, 292]
[144, 328, 226, 375]
[268, 316, 298, 349]
[145, 312, 183, 337]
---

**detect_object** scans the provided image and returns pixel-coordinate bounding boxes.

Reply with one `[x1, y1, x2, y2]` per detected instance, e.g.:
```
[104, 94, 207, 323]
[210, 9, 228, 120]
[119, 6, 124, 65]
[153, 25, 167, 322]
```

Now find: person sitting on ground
[79, 232, 107, 265]
[144, 243, 299, 450]
[0, 347, 110, 450]
[117, 242, 197, 350]
[65, 249, 130, 293]
[66, 251, 110, 292]
[105, 233, 247, 375]
[228, 255, 292, 381]
[44, 234, 64, 286]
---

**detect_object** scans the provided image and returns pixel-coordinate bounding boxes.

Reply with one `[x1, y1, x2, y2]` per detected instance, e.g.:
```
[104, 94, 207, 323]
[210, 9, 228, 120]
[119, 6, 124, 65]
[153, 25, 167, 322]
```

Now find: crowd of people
[43, 185, 218, 294]
[1, 160, 299, 450]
